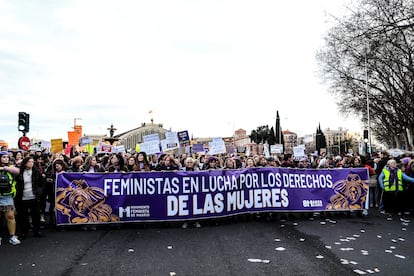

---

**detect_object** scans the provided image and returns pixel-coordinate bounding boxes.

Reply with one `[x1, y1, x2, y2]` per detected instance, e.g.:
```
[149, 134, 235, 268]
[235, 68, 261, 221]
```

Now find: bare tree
[317, 0, 414, 149]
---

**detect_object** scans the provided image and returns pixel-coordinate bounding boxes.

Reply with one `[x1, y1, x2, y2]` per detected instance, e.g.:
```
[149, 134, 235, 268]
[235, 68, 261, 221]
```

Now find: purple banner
[55, 168, 369, 225]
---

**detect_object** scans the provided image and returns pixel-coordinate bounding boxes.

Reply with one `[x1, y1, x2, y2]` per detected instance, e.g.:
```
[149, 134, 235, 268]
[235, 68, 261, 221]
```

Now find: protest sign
[56, 168, 369, 225]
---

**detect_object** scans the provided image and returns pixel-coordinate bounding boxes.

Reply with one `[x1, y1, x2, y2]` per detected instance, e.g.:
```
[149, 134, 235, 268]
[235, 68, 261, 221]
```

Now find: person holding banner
[45, 158, 68, 226]
[149, 154, 159, 171]
[97, 155, 110, 172]
[181, 157, 199, 172]
[181, 157, 202, 228]
[179, 153, 188, 168]
[245, 157, 256, 168]
[106, 153, 128, 173]
[203, 156, 221, 170]
[200, 154, 210, 170]
[257, 156, 268, 167]
[156, 155, 179, 171]
[223, 157, 236, 169]
[126, 155, 137, 172]
[134, 152, 151, 172]
[297, 157, 311, 169]
[266, 157, 280, 167]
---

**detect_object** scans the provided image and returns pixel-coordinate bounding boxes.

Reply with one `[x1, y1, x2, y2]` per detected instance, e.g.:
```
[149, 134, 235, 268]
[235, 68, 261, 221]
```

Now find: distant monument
[104, 124, 119, 145]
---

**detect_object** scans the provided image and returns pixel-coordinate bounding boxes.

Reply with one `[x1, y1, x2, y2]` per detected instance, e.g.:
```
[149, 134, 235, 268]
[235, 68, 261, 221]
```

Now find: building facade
[282, 130, 297, 154]
[116, 122, 168, 151]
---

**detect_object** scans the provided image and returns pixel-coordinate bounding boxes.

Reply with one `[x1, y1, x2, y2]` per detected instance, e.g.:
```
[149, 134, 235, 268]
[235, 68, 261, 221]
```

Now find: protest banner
[56, 167, 369, 225]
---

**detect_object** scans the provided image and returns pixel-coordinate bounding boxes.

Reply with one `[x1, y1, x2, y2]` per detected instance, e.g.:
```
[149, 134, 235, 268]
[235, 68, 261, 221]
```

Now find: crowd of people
[1, 145, 414, 246]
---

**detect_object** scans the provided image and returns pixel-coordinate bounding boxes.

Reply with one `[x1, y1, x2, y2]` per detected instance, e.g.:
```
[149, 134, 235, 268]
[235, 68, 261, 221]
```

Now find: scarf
[388, 168, 398, 188]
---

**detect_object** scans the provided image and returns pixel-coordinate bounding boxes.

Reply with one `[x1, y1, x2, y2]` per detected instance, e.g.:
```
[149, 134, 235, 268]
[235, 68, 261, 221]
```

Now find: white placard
[160, 139, 179, 152]
[293, 145, 305, 159]
[271, 144, 283, 154]
[263, 143, 270, 158]
[140, 140, 161, 155]
[114, 145, 126, 153]
[143, 133, 160, 143]
[40, 140, 51, 149]
[97, 143, 113, 154]
[208, 137, 226, 155]
[160, 132, 180, 151]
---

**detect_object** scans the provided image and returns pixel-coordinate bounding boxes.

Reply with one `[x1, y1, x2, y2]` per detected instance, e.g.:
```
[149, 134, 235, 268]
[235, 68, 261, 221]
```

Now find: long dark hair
[135, 152, 151, 171]
[19, 156, 35, 173]
[52, 159, 68, 174]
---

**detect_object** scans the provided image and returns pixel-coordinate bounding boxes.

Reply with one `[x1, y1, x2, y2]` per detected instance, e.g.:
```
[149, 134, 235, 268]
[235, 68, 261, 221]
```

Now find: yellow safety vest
[382, 168, 403, 192]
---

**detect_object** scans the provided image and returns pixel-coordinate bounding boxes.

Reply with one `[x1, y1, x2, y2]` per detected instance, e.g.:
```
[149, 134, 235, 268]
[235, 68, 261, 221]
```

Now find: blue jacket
[378, 166, 414, 190]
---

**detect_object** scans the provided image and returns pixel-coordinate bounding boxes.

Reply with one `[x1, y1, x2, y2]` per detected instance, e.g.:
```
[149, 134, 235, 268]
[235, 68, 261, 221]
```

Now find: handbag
[0, 173, 11, 194]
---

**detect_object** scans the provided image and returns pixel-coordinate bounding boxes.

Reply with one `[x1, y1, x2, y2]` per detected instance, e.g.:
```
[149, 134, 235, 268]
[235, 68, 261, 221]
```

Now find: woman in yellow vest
[378, 159, 414, 217]
[0, 151, 21, 245]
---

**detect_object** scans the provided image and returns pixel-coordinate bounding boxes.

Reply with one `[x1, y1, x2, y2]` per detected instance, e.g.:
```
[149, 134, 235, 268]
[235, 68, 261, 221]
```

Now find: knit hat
[208, 156, 218, 162]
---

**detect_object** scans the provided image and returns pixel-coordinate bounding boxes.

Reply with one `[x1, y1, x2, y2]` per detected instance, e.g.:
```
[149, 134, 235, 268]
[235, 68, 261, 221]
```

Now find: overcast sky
[0, 0, 360, 148]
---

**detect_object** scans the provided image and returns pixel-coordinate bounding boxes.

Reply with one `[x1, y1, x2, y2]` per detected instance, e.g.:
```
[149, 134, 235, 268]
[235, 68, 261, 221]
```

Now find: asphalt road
[0, 209, 412, 276]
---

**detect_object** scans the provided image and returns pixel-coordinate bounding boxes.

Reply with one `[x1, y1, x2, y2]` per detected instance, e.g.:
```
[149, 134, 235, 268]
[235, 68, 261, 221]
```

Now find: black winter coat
[15, 166, 44, 202]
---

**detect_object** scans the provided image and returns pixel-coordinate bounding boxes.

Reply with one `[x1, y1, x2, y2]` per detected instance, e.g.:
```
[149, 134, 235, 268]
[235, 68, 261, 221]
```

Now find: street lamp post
[365, 50, 373, 155]
[338, 135, 341, 155]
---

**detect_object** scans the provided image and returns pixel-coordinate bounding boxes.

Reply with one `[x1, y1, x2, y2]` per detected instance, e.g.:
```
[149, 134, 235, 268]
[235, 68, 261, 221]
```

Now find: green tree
[268, 126, 276, 146]
[250, 125, 272, 144]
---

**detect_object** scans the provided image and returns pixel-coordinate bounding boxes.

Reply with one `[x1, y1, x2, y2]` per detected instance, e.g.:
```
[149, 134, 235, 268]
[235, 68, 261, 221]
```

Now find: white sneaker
[182, 222, 188, 229]
[40, 214, 46, 223]
[194, 222, 201, 228]
[9, 235, 21, 245]
[0, 237, 2, 246]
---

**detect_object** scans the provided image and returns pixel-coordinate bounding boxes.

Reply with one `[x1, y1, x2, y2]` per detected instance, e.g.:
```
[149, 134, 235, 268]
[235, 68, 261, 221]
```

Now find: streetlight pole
[365, 52, 372, 155]
[338, 135, 341, 155]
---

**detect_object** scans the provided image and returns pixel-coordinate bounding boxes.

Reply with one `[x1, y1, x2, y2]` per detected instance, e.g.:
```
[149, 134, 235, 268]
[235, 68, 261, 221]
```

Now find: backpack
[0, 173, 11, 194]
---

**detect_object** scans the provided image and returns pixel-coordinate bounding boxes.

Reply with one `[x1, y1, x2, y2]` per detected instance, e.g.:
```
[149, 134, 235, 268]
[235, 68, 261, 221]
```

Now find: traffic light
[363, 129, 369, 140]
[18, 112, 30, 133]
